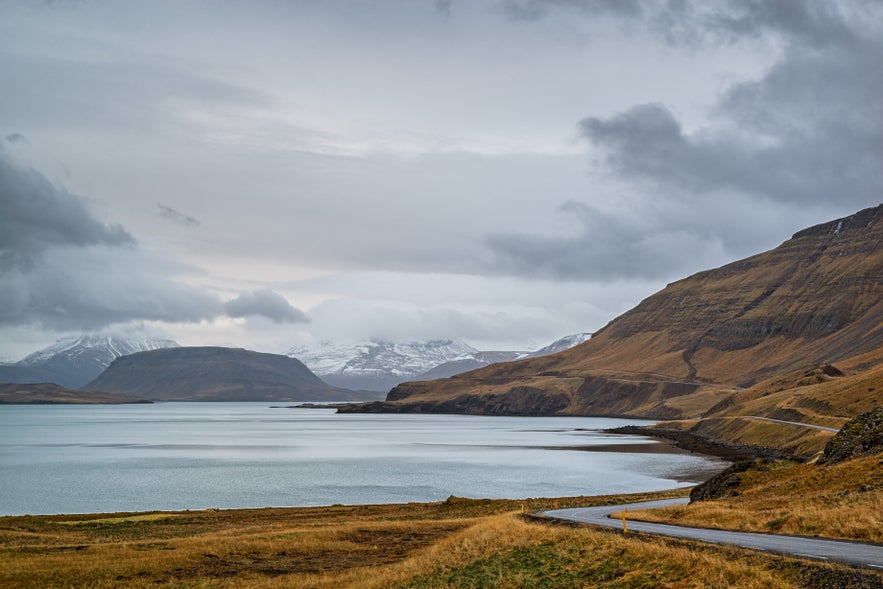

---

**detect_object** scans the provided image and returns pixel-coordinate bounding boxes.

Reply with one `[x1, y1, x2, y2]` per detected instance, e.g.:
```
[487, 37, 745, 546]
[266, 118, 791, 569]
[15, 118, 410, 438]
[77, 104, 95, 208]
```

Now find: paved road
[745, 415, 841, 433]
[539, 499, 883, 570]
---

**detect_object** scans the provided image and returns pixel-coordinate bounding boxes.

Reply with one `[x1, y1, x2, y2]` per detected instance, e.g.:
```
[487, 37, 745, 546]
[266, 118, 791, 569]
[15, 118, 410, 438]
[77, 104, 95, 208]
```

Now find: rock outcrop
[820, 407, 883, 465]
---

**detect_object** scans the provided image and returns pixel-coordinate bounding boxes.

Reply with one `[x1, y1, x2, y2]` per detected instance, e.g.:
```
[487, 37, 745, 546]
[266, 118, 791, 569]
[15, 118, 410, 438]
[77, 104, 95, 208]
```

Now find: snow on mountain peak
[19, 335, 180, 368]
[285, 339, 479, 377]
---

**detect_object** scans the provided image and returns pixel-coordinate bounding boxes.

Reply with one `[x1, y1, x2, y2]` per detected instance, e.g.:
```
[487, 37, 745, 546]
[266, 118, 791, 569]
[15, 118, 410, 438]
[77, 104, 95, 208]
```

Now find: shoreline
[606, 425, 792, 461]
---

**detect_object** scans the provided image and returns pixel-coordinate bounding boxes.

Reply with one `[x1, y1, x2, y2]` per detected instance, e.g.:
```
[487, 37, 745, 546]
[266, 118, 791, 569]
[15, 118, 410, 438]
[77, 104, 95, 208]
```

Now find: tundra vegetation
[2, 468, 881, 589]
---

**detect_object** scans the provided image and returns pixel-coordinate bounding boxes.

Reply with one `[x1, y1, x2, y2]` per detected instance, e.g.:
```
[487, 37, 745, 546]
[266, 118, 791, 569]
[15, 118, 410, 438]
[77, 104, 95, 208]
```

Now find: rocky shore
[607, 425, 792, 462]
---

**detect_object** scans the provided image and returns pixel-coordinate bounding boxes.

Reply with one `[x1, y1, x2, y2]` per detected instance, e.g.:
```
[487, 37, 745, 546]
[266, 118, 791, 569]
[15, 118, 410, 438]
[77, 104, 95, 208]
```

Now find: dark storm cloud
[224, 290, 309, 324]
[158, 203, 200, 227]
[0, 151, 134, 270]
[5, 133, 26, 144]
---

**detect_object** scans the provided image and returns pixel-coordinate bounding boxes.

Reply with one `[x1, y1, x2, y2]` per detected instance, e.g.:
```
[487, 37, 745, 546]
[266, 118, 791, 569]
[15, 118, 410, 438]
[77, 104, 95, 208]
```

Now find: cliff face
[86, 347, 372, 402]
[347, 205, 883, 420]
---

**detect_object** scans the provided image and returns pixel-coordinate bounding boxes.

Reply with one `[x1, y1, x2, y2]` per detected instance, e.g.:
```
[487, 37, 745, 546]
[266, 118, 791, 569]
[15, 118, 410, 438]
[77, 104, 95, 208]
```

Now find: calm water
[0, 403, 723, 515]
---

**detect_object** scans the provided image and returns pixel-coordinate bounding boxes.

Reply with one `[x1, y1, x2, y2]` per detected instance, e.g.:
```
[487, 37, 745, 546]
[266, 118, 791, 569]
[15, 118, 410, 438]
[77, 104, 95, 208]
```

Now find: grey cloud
[580, 40, 883, 207]
[5, 133, 26, 143]
[0, 153, 226, 331]
[501, 0, 642, 21]
[501, 1, 867, 47]
[491, 0, 882, 283]
[709, 0, 861, 47]
[0, 247, 223, 330]
[435, 0, 453, 17]
[0, 152, 134, 270]
[224, 290, 309, 324]
[158, 203, 200, 227]
[0, 48, 267, 139]
[485, 201, 727, 281]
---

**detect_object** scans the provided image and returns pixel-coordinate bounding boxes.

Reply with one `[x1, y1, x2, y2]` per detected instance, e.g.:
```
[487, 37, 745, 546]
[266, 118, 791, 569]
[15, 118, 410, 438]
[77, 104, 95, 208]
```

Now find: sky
[1, 0, 881, 360]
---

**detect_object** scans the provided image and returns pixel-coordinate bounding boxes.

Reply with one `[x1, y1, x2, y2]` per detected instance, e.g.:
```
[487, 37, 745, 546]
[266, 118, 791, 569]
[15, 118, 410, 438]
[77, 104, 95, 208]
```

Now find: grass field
[2, 484, 881, 589]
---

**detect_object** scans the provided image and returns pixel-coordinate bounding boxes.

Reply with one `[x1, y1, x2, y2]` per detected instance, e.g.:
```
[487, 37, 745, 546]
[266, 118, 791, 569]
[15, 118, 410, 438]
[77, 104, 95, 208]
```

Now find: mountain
[410, 351, 528, 381]
[0, 382, 151, 405]
[285, 340, 483, 391]
[85, 346, 377, 402]
[525, 333, 593, 358]
[342, 205, 883, 443]
[286, 335, 594, 391]
[0, 335, 179, 388]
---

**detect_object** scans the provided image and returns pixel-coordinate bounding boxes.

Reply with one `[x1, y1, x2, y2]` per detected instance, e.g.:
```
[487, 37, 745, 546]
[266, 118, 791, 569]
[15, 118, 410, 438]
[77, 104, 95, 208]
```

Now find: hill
[342, 205, 883, 455]
[0, 382, 150, 404]
[85, 346, 378, 402]
[0, 335, 179, 388]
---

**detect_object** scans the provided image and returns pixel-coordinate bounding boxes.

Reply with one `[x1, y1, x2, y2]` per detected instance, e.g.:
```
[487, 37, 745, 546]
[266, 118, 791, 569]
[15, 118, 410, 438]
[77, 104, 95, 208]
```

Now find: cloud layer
[0, 150, 305, 332]
[0, 151, 133, 270]
[224, 290, 309, 324]
[1, 0, 880, 356]
[483, 0, 882, 281]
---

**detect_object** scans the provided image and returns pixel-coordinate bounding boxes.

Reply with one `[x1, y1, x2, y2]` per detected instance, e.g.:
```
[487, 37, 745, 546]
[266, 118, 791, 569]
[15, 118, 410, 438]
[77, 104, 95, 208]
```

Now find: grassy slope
[4, 488, 880, 589]
[628, 455, 883, 544]
[376, 206, 883, 445]
[656, 362, 883, 459]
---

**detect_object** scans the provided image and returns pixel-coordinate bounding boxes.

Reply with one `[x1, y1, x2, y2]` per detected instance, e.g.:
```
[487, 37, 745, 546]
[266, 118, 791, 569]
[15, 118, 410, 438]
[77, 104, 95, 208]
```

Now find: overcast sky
[1, 0, 881, 360]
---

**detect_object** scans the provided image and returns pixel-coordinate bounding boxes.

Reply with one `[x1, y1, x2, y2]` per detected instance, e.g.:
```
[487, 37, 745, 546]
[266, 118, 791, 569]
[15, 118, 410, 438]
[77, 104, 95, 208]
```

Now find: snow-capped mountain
[526, 332, 593, 358]
[286, 334, 594, 392]
[410, 350, 529, 381]
[411, 333, 593, 381]
[0, 335, 179, 388]
[285, 340, 480, 391]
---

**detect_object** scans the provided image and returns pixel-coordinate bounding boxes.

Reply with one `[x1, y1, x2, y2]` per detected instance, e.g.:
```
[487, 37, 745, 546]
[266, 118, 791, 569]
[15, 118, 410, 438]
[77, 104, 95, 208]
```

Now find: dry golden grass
[0, 493, 667, 589]
[5, 487, 869, 589]
[628, 455, 883, 543]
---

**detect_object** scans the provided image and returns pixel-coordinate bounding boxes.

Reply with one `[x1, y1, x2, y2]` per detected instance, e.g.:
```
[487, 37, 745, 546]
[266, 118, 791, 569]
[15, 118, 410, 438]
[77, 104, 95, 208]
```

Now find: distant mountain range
[285, 334, 592, 391]
[86, 346, 377, 402]
[0, 332, 593, 401]
[0, 335, 179, 388]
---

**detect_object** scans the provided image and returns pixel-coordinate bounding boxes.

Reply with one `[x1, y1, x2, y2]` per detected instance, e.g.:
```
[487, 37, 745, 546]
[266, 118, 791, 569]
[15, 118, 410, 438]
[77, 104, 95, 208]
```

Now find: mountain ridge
[286, 335, 592, 391]
[340, 204, 883, 447]
[0, 335, 179, 388]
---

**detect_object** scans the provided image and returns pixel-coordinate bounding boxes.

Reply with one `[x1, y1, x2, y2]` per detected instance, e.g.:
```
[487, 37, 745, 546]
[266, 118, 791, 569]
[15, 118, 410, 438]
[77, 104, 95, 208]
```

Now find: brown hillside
[343, 205, 883, 432]
[0, 382, 150, 404]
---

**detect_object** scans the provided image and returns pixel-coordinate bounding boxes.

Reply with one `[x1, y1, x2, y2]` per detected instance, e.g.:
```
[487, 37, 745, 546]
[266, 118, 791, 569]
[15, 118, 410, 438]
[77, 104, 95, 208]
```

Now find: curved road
[539, 499, 883, 570]
[745, 415, 841, 433]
